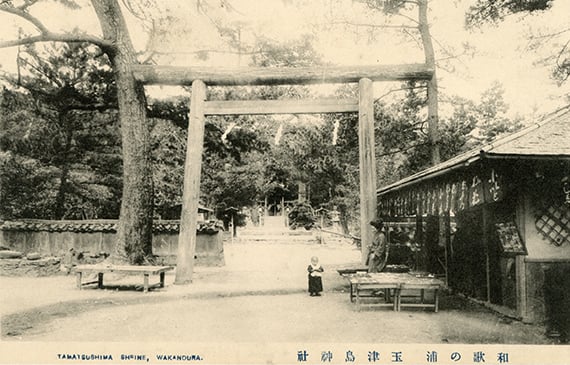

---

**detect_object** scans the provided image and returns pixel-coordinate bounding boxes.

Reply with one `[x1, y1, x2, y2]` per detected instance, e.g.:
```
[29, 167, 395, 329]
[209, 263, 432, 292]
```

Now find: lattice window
[535, 203, 570, 246]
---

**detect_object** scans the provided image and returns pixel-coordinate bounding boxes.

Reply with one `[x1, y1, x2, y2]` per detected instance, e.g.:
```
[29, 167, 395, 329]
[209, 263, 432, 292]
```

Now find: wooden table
[395, 274, 444, 312]
[336, 268, 369, 276]
[346, 274, 399, 311]
[344, 273, 444, 312]
[74, 265, 174, 293]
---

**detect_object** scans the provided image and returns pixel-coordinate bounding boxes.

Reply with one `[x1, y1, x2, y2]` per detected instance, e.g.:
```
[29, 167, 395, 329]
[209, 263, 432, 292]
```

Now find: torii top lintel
[131, 63, 434, 86]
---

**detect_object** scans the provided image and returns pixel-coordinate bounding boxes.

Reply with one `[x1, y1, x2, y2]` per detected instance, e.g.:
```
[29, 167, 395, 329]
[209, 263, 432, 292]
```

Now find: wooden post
[263, 196, 268, 226]
[444, 210, 450, 287]
[230, 215, 234, 244]
[358, 78, 377, 264]
[159, 272, 165, 288]
[175, 79, 206, 285]
[298, 182, 306, 202]
[482, 205, 491, 303]
[416, 198, 424, 270]
[516, 194, 528, 321]
[516, 255, 527, 319]
[281, 196, 286, 227]
[143, 273, 149, 293]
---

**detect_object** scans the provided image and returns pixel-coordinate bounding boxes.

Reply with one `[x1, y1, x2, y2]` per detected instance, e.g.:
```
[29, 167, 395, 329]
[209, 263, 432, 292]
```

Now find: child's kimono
[307, 264, 324, 295]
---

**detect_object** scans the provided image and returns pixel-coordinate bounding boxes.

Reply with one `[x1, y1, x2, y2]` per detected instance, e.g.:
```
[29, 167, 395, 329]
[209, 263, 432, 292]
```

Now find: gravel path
[0, 238, 552, 344]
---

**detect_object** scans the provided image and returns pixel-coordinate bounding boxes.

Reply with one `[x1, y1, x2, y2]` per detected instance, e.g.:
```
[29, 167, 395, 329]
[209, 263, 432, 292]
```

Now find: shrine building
[377, 107, 570, 328]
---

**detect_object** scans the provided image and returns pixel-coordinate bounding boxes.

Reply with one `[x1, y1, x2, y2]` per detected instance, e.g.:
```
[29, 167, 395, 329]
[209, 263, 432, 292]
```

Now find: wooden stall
[377, 108, 570, 330]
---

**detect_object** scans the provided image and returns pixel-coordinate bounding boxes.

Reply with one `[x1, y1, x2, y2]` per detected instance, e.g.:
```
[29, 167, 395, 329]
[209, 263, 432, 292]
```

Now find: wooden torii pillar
[358, 78, 377, 264]
[175, 79, 206, 284]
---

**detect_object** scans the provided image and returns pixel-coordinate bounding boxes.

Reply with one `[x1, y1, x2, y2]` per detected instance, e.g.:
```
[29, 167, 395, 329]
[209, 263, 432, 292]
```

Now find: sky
[0, 0, 569, 119]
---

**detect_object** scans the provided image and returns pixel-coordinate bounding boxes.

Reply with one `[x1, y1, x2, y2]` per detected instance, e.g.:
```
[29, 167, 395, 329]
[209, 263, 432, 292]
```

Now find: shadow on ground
[0, 239, 555, 344]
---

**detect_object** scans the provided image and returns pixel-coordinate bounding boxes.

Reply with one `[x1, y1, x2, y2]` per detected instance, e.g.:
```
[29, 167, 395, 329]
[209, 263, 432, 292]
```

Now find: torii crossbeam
[132, 63, 433, 86]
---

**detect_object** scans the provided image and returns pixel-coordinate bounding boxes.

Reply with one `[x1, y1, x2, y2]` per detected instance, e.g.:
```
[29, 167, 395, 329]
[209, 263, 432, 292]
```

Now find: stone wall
[0, 230, 224, 267]
[0, 257, 62, 277]
[0, 220, 225, 276]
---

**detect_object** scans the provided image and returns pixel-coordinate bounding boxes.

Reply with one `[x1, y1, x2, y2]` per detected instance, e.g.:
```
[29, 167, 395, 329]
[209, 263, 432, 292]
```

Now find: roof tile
[0, 219, 224, 234]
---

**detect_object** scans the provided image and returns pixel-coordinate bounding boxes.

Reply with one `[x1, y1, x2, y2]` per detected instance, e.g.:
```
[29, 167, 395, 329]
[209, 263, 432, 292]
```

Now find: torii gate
[132, 63, 433, 283]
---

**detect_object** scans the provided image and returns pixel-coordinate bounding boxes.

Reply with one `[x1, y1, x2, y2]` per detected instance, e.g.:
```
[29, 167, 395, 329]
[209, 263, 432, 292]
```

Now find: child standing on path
[307, 256, 324, 296]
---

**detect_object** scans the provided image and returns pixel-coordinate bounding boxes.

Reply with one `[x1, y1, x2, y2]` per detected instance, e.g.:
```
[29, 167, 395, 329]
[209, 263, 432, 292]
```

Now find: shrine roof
[378, 106, 570, 196]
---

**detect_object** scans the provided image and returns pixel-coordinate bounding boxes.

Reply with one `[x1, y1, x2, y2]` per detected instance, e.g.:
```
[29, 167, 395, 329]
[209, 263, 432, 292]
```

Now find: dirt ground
[0, 237, 554, 344]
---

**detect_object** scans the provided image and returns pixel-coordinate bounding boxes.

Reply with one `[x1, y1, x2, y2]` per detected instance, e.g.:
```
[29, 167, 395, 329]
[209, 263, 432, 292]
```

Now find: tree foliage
[465, 0, 553, 28]
[252, 34, 322, 68]
[288, 201, 317, 230]
[0, 43, 122, 220]
[0, 0, 162, 264]
[358, 0, 441, 164]
[378, 80, 524, 181]
[465, 0, 568, 84]
[146, 91, 273, 224]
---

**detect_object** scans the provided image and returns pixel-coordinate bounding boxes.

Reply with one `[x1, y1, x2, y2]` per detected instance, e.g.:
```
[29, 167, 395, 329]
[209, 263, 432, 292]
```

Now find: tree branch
[0, 4, 48, 33]
[435, 48, 470, 62]
[393, 11, 420, 26]
[378, 140, 429, 158]
[0, 32, 114, 51]
[532, 27, 570, 41]
[465, 2, 495, 29]
[556, 38, 570, 68]
[0, 5, 114, 51]
[18, 1, 41, 11]
[150, 48, 265, 57]
[317, 20, 417, 30]
[402, 28, 422, 48]
[18, 57, 64, 88]
[374, 84, 426, 102]
[64, 103, 117, 112]
[429, 33, 467, 68]
[74, 117, 119, 132]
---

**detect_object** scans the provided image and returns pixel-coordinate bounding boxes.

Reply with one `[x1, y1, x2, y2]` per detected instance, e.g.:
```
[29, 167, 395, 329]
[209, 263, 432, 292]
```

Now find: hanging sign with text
[379, 168, 505, 217]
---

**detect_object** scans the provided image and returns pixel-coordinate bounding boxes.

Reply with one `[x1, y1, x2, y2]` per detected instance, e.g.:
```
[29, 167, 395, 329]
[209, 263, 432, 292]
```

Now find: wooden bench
[74, 265, 174, 293]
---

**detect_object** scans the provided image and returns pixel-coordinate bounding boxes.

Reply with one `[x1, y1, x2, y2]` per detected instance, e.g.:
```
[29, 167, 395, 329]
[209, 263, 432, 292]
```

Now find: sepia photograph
[1, 0, 570, 364]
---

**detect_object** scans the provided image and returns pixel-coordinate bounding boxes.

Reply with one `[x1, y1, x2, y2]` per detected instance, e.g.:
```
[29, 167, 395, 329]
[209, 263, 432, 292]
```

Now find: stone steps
[226, 216, 354, 246]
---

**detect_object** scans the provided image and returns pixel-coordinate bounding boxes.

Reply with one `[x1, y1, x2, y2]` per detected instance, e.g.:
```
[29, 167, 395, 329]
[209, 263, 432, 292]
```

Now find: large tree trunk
[92, 0, 154, 264]
[54, 165, 69, 220]
[418, 0, 441, 165]
[54, 112, 72, 220]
